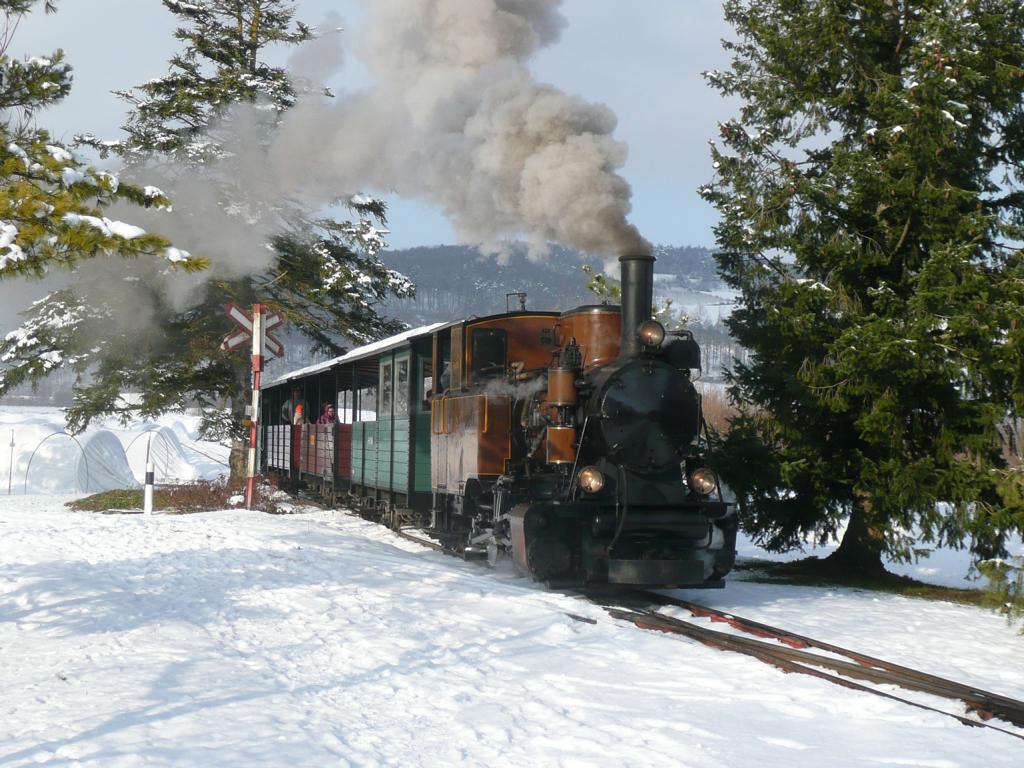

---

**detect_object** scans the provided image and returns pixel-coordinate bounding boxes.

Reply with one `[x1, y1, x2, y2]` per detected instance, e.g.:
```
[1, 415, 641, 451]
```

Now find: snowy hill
[258, 244, 743, 383]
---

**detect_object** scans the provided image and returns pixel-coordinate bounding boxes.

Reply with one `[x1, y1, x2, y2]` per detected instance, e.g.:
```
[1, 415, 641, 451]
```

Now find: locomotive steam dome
[595, 358, 700, 472]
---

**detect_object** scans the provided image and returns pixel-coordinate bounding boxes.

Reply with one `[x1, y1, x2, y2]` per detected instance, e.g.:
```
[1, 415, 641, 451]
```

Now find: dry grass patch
[67, 479, 279, 514]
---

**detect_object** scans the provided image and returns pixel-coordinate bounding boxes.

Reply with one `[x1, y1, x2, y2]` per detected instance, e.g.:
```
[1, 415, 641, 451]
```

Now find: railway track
[361, 514, 1024, 740]
[393, 526, 445, 552]
[602, 592, 1024, 742]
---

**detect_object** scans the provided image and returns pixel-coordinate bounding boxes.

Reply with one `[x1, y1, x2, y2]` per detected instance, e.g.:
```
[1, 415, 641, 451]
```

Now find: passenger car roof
[263, 322, 448, 388]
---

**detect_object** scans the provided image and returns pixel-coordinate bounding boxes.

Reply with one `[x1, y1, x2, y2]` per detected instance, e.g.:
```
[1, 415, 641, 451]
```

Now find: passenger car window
[395, 359, 409, 415]
[337, 390, 353, 424]
[421, 360, 433, 409]
[380, 363, 393, 417]
[358, 386, 376, 422]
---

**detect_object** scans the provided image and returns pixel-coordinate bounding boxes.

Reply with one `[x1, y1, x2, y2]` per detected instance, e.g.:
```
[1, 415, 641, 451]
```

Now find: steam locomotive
[261, 254, 737, 587]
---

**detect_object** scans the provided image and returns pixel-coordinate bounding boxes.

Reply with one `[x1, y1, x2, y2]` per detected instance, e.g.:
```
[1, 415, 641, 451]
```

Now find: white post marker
[144, 461, 155, 515]
[8, 430, 14, 496]
[245, 304, 265, 510]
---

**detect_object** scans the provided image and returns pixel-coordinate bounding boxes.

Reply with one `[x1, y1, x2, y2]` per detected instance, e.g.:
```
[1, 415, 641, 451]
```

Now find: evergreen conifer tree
[0, 0, 412, 474]
[0, 1, 202, 281]
[703, 0, 1024, 574]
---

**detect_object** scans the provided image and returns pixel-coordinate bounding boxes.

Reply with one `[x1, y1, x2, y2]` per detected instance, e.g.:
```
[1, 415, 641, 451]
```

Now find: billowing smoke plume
[265, 0, 650, 260]
[5, 0, 650, 354]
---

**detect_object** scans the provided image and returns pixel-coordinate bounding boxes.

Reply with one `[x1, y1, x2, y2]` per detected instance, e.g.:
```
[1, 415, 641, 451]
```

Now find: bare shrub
[702, 388, 738, 435]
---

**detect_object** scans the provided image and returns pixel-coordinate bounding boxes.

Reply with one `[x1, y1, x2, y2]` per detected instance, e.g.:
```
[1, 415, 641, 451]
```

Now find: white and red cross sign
[222, 303, 287, 510]
[221, 303, 284, 358]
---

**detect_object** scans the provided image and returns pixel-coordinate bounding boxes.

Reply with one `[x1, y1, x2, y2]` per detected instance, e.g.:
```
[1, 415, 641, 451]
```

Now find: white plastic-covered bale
[11, 426, 136, 493]
[79, 431, 139, 492]
[2, 406, 230, 492]
[16, 426, 85, 494]
[118, 425, 224, 484]
[145, 427, 199, 484]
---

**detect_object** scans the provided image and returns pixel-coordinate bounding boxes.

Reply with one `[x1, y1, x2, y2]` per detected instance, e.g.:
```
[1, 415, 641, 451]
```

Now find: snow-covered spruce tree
[0, 0, 203, 397]
[0, 1, 202, 277]
[84, 0, 312, 165]
[6, 0, 412, 475]
[702, 0, 1024, 575]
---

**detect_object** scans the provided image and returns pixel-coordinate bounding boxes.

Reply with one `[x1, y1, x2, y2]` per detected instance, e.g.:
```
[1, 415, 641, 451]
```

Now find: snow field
[1, 498, 1022, 767]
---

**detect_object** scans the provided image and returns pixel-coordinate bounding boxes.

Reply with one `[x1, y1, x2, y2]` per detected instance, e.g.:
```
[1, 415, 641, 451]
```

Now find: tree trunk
[825, 502, 887, 577]
[228, 361, 251, 485]
[229, 439, 247, 485]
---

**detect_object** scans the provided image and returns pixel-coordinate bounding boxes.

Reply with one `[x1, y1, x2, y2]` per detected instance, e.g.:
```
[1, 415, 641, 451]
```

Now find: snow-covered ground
[1, 404, 1022, 766]
[1, 497, 1022, 767]
[3, 404, 1012, 590]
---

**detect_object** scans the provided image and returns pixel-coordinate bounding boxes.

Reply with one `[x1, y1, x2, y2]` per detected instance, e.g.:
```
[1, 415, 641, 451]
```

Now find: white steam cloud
[264, 0, 650, 260]
[4, 0, 649, 355]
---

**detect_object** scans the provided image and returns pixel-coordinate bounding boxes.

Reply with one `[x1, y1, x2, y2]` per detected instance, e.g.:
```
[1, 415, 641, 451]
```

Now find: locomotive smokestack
[619, 253, 655, 359]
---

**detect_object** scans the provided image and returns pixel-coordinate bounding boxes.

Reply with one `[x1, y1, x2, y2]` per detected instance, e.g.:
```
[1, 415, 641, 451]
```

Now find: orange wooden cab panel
[546, 426, 577, 464]
[547, 368, 577, 405]
[450, 324, 464, 390]
[430, 393, 512, 487]
[431, 313, 558, 489]
[557, 306, 621, 370]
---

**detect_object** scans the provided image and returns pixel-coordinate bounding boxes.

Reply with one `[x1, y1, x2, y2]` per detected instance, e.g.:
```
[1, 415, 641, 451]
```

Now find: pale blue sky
[17, 0, 736, 249]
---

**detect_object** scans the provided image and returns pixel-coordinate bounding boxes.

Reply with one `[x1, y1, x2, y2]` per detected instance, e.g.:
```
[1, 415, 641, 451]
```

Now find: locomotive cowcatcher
[262, 254, 737, 588]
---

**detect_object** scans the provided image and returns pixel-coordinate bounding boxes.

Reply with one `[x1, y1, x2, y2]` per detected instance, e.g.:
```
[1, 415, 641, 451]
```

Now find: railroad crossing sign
[221, 303, 284, 357]
[222, 303, 286, 510]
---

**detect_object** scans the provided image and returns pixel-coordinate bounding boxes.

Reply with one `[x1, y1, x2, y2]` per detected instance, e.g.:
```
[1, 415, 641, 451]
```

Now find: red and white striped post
[245, 304, 265, 510]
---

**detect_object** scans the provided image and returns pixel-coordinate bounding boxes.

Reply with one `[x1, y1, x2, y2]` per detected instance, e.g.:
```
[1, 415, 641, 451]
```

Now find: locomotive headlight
[578, 466, 606, 494]
[688, 467, 718, 496]
[637, 320, 666, 348]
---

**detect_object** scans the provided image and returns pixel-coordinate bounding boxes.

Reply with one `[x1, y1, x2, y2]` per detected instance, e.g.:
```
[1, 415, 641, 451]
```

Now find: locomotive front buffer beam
[509, 502, 726, 588]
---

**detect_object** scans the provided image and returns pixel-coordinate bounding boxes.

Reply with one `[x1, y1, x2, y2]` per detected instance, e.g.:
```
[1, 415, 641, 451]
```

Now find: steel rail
[606, 607, 1024, 741]
[640, 592, 1024, 728]
[394, 526, 445, 552]
[611, 608, 1024, 741]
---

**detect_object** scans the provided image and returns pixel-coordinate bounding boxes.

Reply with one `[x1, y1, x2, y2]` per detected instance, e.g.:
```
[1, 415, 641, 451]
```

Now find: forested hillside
[4, 244, 745, 403]
[378, 243, 723, 322]
[374, 244, 743, 380]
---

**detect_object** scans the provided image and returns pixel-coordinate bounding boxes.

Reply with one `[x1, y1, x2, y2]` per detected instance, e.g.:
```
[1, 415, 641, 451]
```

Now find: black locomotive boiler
[262, 253, 737, 588]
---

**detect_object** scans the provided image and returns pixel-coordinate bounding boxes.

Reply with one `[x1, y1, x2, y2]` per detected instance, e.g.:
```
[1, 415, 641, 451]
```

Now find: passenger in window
[281, 387, 307, 424]
[317, 403, 336, 424]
